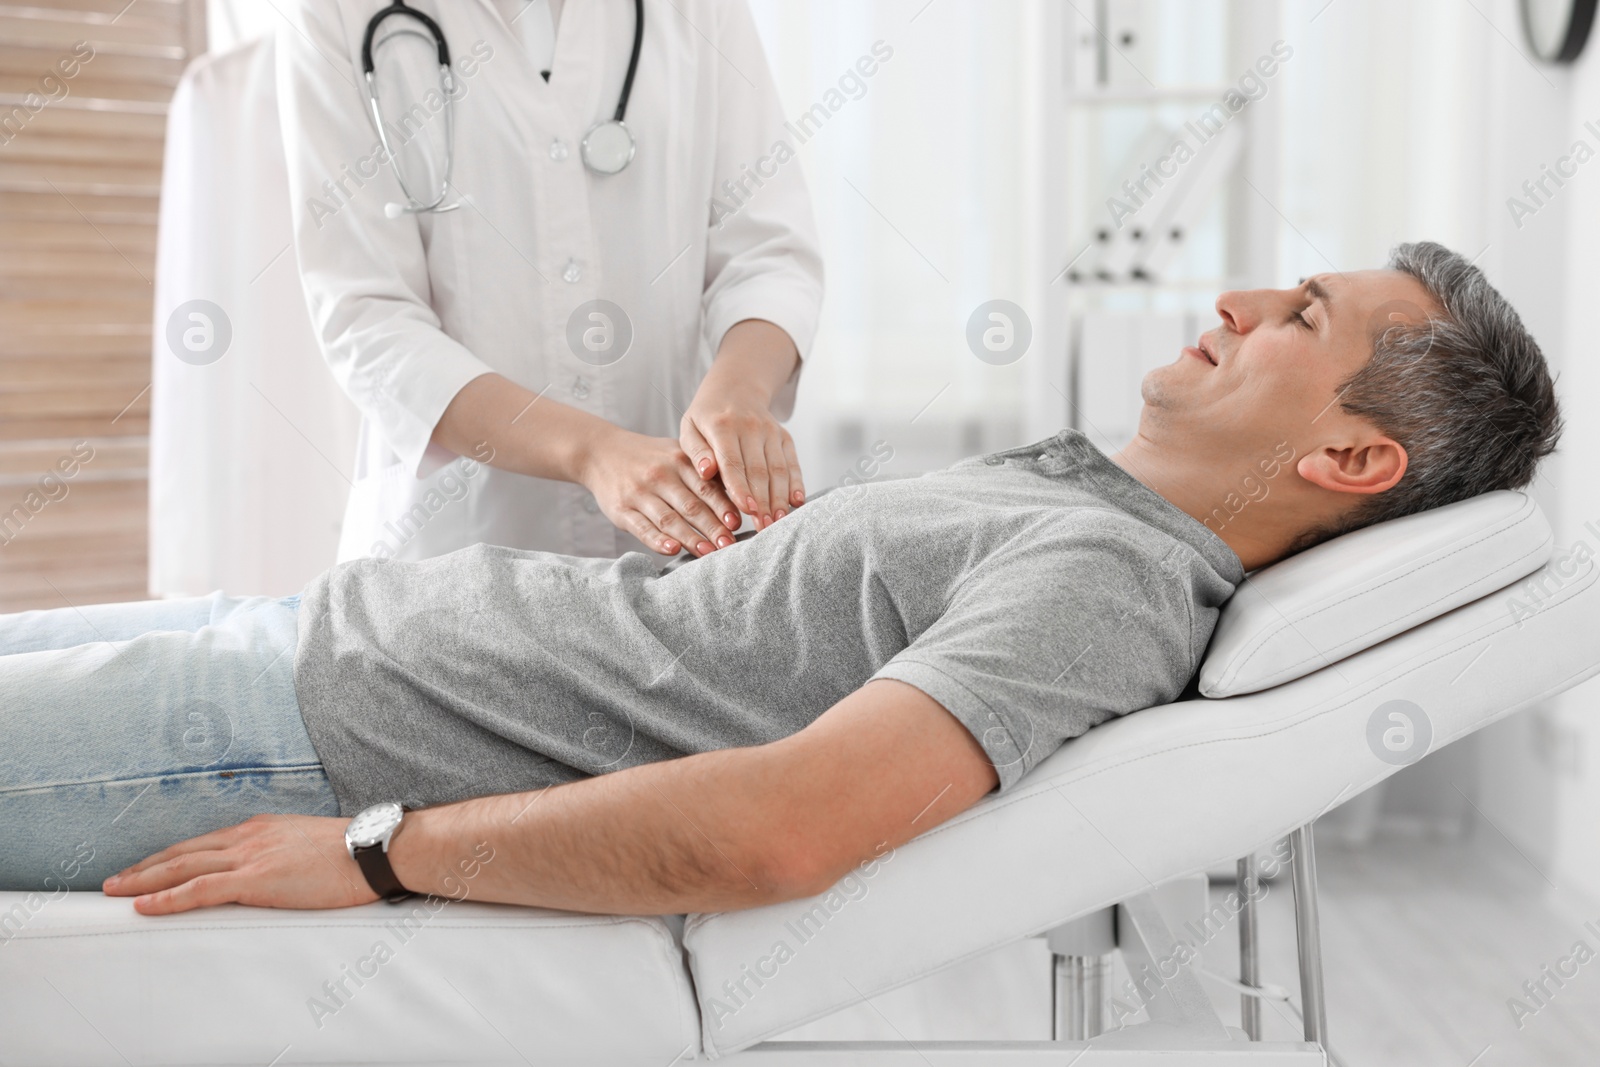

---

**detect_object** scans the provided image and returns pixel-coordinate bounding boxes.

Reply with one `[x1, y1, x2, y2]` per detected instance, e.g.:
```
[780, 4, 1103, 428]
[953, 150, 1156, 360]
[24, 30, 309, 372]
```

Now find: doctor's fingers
[688, 472, 741, 533]
[781, 435, 806, 509]
[658, 476, 739, 551]
[618, 505, 682, 556]
[765, 435, 795, 522]
[743, 427, 803, 526]
[680, 425, 747, 530]
[630, 488, 732, 557]
[680, 420, 721, 484]
[722, 434, 773, 530]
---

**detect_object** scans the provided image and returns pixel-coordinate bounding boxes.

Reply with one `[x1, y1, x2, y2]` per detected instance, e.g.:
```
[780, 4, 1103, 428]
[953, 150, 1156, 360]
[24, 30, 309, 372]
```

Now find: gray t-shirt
[293, 430, 1242, 815]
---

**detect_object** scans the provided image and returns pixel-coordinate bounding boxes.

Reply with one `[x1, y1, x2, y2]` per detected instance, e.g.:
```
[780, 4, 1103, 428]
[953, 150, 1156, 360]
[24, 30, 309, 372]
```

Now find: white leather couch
[2, 490, 1595, 1065]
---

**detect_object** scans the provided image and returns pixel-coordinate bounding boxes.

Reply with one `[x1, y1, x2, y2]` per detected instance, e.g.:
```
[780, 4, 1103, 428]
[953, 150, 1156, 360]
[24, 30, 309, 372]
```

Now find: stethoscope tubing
[362, 0, 449, 73]
[615, 0, 643, 122]
[361, 0, 644, 214]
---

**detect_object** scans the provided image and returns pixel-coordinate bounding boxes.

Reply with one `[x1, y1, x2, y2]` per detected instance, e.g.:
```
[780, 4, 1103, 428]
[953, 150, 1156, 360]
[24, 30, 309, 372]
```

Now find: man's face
[1137, 268, 1438, 464]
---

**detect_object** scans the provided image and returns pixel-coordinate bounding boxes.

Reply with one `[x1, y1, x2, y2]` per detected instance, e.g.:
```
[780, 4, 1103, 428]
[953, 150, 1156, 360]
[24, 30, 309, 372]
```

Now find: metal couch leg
[1289, 823, 1328, 1045]
[1237, 854, 1261, 1040]
[1044, 907, 1115, 1040]
[1053, 954, 1107, 1039]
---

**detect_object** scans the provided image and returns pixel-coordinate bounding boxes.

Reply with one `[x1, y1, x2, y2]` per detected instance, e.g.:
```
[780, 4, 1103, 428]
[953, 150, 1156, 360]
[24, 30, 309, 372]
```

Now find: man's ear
[1296, 436, 1407, 496]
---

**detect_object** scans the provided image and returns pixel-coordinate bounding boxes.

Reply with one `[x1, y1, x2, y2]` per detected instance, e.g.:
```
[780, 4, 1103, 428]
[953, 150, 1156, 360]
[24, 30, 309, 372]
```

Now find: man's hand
[101, 814, 379, 915]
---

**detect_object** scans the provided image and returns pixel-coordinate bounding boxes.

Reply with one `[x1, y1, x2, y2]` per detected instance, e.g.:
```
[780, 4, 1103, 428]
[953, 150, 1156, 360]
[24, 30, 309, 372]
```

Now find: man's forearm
[384, 745, 799, 914]
[104, 682, 988, 917]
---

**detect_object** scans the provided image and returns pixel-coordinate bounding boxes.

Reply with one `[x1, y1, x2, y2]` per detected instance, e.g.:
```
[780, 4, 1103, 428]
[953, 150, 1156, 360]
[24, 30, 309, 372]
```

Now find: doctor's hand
[579, 430, 740, 556]
[102, 814, 378, 915]
[680, 382, 805, 532]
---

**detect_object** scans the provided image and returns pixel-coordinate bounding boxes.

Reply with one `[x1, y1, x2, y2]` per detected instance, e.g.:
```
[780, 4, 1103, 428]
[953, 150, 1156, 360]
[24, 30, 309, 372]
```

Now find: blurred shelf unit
[1051, 0, 1282, 454]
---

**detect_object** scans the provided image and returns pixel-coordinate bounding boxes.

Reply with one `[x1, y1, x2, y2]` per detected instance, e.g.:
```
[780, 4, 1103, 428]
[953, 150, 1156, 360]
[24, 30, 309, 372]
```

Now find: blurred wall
[1549, 26, 1600, 912]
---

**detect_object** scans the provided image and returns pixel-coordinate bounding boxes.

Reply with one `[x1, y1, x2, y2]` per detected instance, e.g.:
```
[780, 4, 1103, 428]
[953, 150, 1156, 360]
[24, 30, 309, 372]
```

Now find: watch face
[346, 801, 404, 849]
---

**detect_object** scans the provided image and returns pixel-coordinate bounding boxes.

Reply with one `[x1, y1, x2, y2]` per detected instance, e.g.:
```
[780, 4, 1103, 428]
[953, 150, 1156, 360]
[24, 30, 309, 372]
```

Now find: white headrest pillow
[1199, 490, 1552, 698]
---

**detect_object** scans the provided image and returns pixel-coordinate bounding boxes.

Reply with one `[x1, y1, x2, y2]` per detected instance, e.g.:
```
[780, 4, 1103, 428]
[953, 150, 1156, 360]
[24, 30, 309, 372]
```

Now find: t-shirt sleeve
[871, 532, 1199, 793]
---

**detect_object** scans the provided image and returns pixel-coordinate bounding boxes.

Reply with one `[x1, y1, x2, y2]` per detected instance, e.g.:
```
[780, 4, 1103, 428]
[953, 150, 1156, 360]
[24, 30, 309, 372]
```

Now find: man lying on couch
[0, 242, 1560, 916]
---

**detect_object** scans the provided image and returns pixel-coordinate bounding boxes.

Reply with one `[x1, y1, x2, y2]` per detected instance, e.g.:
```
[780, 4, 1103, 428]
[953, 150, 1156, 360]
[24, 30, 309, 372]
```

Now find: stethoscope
[361, 0, 645, 218]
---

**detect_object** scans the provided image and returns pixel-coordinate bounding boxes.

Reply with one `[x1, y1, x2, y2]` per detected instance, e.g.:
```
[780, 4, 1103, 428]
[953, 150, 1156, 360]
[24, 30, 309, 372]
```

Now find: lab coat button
[549, 138, 570, 161]
[572, 376, 590, 399]
[582, 495, 600, 514]
[563, 258, 582, 283]
[984, 455, 1006, 466]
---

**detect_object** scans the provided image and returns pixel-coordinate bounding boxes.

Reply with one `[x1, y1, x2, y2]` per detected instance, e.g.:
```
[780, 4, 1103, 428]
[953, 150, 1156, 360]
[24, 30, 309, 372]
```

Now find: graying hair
[1292, 241, 1562, 552]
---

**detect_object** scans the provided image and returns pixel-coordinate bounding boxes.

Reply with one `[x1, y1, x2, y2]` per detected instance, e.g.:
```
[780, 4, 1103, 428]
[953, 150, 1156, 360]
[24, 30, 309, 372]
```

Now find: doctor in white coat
[276, 0, 824, 563]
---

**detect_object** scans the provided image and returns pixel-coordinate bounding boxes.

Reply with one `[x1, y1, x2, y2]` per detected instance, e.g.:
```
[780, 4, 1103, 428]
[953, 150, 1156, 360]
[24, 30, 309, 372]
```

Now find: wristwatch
[344, 800, 414, 903]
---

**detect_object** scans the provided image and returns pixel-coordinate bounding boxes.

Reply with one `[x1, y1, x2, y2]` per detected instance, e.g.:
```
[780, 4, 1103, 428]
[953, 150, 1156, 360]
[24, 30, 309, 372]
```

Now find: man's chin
[1138, 375, 1180, 412]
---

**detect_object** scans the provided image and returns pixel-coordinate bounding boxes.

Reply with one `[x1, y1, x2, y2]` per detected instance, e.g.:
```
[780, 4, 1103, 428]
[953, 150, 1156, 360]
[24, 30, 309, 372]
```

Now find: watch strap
[353, 843, 413, 903]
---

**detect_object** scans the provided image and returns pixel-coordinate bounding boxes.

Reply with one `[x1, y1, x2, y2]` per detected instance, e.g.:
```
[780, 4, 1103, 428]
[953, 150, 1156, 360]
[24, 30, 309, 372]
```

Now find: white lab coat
[275, 0, 824, 562]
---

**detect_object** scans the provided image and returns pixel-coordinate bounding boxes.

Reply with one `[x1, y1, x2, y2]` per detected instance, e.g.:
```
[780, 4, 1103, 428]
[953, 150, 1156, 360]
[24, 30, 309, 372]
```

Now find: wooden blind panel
[2, 10, 187, 42]
[0, 72, 180, 103]
[0, 0, 203, 612]
[7, 0, 187, 16]
[0, 44, 187, 84]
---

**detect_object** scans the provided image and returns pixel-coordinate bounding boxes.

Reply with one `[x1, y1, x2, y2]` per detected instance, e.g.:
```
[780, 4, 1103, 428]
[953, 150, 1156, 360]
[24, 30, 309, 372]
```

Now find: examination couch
[2, 489, 1596, 1065]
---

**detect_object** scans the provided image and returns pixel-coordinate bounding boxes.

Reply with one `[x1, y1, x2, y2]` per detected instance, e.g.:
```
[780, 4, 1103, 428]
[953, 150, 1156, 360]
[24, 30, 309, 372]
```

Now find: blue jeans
[0, 593, 338, 892]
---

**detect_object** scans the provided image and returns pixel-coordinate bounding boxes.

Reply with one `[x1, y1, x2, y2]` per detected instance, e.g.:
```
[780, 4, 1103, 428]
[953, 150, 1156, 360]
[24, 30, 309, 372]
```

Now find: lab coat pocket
[336, 458, 413, 563]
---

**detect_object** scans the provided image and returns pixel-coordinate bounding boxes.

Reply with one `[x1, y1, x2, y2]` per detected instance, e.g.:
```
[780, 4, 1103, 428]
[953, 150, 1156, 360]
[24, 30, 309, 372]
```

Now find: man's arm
[103, 681, 998, 915]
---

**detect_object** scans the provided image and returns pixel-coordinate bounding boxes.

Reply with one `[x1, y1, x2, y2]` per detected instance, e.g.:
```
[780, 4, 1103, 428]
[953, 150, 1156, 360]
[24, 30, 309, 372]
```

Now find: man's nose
[1214, 289, 1268, 335]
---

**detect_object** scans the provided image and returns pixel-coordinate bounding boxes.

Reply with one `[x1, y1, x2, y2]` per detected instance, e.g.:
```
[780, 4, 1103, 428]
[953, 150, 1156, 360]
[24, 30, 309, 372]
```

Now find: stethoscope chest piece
[582, 120, 636, 175]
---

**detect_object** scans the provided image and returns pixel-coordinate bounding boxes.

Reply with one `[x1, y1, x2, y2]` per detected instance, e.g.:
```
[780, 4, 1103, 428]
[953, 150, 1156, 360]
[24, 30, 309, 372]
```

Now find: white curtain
[150, 36, 360, 597]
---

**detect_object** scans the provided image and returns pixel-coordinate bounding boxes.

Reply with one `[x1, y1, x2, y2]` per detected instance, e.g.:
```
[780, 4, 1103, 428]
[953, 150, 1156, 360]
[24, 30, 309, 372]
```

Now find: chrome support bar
[1237, 854, 1262, 1040]
[1288, 823, 1327, 1046]
[1054, 954, 1107, 1040]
